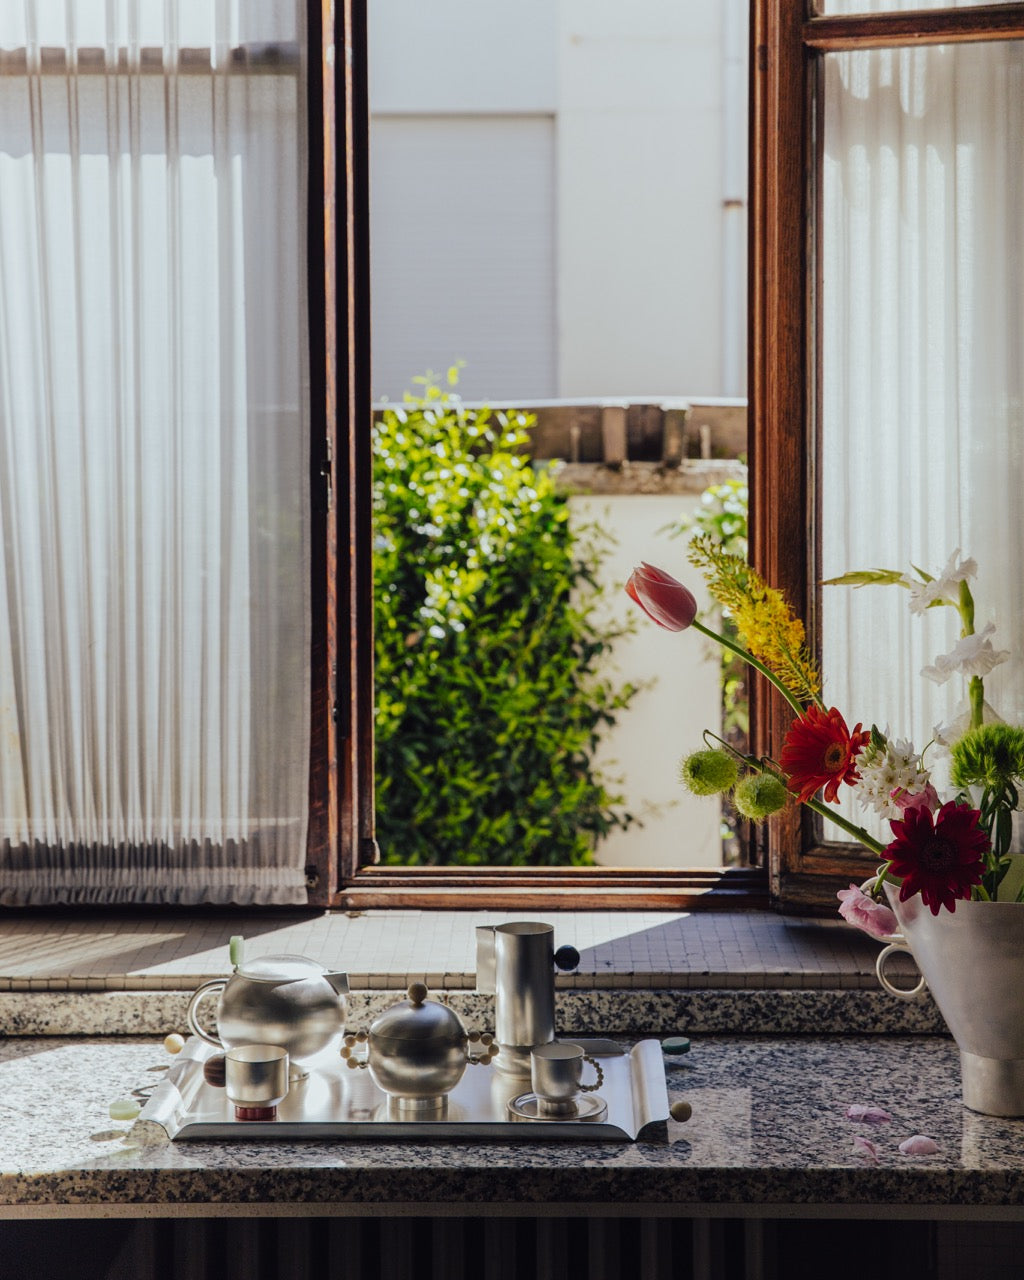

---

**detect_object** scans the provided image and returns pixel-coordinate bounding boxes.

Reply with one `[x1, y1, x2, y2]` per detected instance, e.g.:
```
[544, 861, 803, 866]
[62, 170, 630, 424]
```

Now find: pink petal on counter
[852, 1135, 879, 1162]
[898, 1135, 938, 1156]
[845, 1105, 893, 1125]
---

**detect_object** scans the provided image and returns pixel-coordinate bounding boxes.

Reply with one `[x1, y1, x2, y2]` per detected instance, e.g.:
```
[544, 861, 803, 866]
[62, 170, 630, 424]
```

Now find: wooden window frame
[310, 0, 1024, 912]
[750, 1, 1024, 914]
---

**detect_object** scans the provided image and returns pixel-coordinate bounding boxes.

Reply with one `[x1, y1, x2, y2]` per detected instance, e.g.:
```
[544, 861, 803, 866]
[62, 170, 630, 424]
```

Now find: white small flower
[904, 549, 977, 615]
[854, 737, 930, 818]
[921, 622, 1010, 685]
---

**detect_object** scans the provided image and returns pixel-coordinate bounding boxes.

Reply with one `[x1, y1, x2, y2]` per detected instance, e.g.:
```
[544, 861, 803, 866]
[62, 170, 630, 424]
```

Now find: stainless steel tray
[133, 1036, 670, 1143]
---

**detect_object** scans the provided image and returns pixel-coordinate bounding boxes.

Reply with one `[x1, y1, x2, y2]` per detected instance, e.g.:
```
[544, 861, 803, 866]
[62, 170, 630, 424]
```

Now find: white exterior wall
[572, 495, 722, 868]
[556, 1, 735, 397]
[368, 0, 747, 403]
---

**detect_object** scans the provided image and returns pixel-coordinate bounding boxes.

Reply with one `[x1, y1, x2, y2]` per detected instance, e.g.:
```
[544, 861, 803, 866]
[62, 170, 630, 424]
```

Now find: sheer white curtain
[0, 1, 310, 903]
[821, 39, 1024, 842]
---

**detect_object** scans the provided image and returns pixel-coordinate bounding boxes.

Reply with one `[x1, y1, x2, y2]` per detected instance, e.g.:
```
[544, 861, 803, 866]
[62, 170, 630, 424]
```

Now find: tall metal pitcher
[476, 922, 556, 1076]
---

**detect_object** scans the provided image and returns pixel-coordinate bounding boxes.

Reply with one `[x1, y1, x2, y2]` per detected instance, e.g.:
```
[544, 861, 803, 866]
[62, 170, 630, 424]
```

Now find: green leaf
[820, 569, 908, 588]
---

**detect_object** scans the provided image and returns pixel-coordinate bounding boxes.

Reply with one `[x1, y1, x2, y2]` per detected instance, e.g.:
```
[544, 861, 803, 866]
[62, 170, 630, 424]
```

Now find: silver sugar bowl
[342, 983, 496, 1114]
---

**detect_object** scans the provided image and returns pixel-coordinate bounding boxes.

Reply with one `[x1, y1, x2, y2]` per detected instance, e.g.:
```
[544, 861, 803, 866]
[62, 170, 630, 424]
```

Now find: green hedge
[372, 373, 638, 866]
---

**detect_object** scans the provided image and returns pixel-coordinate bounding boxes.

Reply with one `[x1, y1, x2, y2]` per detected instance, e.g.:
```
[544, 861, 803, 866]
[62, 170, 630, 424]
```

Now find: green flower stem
[968, 675, 985, 732]
[801, 794, 888, 857]
[690, 618, 811, 718]
[958, 579, 975, 636]
[957, 580, 986, 731]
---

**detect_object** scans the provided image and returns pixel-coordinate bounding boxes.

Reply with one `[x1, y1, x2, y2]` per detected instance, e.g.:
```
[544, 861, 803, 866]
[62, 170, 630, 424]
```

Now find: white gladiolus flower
[921, 622, 1010, 686]
[933, 699, 1004, 747]
[904, 549, 977, 615]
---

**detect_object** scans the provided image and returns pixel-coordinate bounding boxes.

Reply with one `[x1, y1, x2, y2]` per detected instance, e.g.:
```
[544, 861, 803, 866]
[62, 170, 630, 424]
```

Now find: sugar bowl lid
[369, 983, 466, 1046]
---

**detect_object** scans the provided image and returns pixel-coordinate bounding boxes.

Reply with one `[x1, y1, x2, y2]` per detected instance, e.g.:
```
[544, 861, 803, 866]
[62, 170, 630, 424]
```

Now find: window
[332, 1, 765, 910]
[0, 2, 321, 906]
[750, 1, 1024, 912]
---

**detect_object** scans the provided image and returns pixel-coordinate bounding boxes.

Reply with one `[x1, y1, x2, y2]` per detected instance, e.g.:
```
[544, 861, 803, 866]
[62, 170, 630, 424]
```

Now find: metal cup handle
[578, 1054, 604, 1093]
[876, 942, 927, 1001]
[186, 978, 228, 1047]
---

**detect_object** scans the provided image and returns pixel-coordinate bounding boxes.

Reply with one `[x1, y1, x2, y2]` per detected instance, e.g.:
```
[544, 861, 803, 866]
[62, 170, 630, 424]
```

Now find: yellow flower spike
[687, 536, 821, 706]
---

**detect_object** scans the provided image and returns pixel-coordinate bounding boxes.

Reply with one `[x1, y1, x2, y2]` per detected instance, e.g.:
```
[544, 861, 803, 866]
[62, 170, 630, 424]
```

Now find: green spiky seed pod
[679, 749, 738, 796]
[733, 772, 789, 820]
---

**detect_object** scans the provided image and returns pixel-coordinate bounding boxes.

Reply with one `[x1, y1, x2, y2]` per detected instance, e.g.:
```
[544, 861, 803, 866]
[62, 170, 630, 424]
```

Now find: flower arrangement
[626, 545, 1024, 933]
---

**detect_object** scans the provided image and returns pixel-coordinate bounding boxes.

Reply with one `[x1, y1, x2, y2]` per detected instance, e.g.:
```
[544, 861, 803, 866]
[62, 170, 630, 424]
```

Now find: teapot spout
[325, 971, 349, 995]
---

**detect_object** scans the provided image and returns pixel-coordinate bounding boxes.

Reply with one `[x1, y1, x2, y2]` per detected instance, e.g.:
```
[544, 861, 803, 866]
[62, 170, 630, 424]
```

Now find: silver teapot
[342, 983, 495, 1113]
[187, 953, 349, 1073]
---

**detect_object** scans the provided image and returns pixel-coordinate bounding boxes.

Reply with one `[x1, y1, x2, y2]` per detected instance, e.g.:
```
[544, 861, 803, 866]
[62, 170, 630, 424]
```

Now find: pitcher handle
[876, 942, 927, 1001]
[187, 978, 228, 1047]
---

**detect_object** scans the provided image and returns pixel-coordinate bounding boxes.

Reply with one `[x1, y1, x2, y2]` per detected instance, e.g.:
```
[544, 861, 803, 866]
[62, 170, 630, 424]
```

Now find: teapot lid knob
[407, 982, 429, 1006]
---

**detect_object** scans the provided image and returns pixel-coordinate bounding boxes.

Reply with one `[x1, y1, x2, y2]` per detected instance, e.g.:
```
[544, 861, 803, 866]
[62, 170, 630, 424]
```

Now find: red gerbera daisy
[779, 706, 870, 805]
[887, 801, 988, 916]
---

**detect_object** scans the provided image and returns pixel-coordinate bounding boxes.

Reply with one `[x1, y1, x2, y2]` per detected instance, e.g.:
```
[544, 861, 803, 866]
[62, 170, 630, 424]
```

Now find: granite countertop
[4, 1032, 1024, 1220]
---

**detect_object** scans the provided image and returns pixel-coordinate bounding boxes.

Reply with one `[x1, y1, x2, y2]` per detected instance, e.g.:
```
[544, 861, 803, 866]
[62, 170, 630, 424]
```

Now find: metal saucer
[507, 1092, 608, 1123]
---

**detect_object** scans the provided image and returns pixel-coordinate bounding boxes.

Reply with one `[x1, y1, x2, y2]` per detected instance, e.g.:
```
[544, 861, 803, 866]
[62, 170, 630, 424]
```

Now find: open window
[751, 1, 1024, 913]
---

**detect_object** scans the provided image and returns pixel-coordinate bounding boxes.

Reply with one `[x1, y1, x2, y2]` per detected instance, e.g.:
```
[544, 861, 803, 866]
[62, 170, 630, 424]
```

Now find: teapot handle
[186, 978, 228, 1047]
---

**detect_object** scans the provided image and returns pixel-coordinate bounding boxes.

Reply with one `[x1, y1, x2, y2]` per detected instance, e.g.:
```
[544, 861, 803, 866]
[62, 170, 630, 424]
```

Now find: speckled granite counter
[3, 1033, 1023, 1221]
[0, 984, 946, 1039]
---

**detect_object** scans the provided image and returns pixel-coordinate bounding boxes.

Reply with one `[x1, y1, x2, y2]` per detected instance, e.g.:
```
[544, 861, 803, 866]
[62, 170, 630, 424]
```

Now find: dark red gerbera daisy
[779, 706, 870, 805]
[887, 801, 988, 916]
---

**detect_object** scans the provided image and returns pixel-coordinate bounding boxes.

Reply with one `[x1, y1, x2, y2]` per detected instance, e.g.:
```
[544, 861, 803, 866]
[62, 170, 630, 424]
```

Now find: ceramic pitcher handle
[876, 942, 928, 1001]
[186, 978, 227, 1047]
[578, 1054, 605, 1093]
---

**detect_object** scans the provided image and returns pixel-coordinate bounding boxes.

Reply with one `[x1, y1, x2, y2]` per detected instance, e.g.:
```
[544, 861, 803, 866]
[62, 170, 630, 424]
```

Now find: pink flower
[836, 884, 899, 940]
[625, 563, 698, 632]
[890, 783, 940, 816]
[845, 1104, 893, 1125]
[852, 1135, 879, 1162]
[898, 1135, 938, 1156]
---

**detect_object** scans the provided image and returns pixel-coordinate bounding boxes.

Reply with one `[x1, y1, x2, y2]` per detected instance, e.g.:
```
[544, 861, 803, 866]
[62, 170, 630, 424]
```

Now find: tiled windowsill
[0, 907, 886, 992]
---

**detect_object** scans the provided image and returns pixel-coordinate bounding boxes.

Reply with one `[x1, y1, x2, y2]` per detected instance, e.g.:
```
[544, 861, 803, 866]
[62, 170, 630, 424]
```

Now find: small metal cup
[225, 1044, 290, 1121]
[530, 1042, 603, 1117]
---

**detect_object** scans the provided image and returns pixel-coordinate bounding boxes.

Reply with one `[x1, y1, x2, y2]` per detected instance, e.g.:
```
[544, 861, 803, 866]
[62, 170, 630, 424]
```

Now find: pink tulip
[625, 562, 698, 632]
[836, 884, 899, 940]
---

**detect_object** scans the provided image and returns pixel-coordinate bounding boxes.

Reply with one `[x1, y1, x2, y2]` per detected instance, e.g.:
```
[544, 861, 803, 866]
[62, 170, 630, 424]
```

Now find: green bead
[661, 1036, 691, 1056]
[108, 1097, 141, 1121]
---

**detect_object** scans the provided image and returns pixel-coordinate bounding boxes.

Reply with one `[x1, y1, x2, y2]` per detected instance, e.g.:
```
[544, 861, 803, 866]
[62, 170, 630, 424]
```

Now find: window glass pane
[820, 40, 1024, 845]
